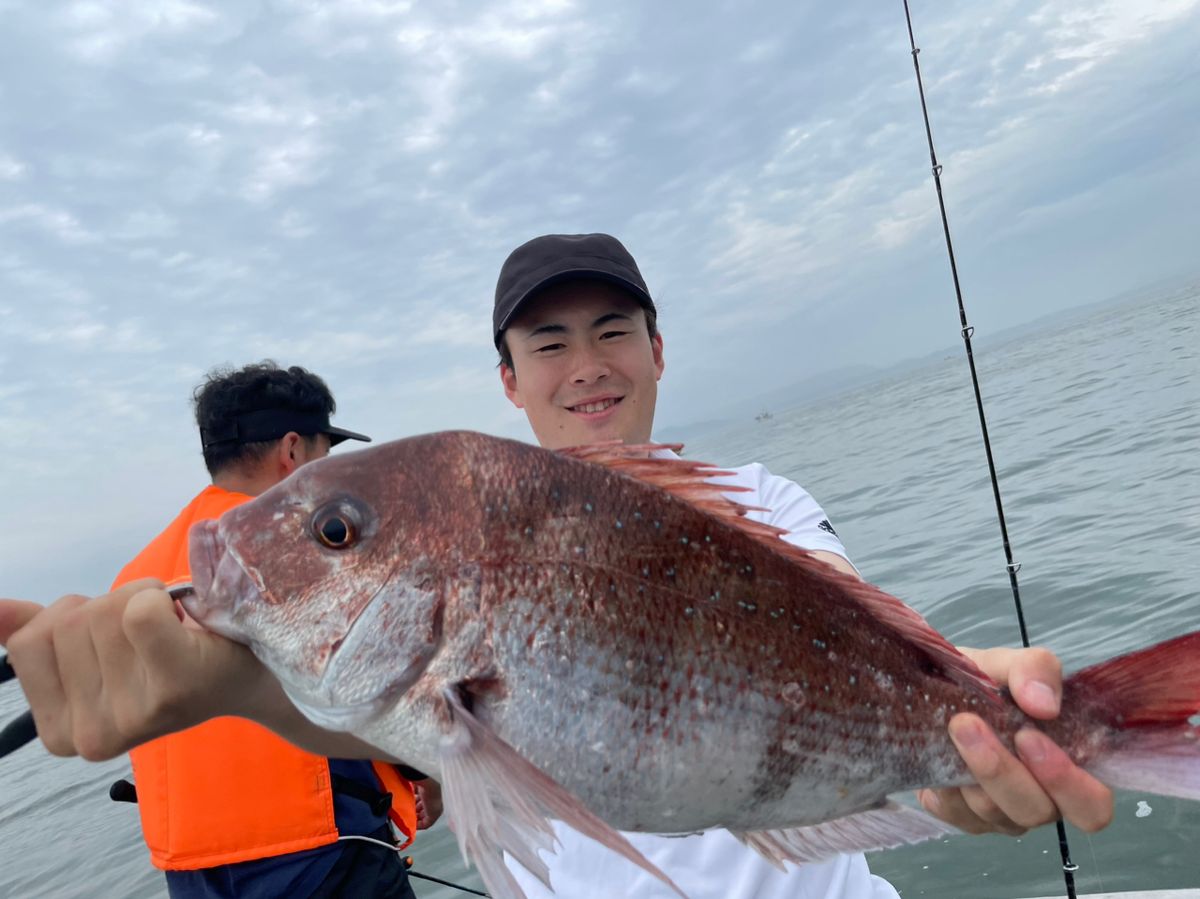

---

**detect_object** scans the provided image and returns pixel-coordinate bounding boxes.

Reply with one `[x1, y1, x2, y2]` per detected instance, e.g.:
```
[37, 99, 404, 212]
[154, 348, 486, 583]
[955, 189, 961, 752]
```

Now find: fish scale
[439, 443, 998, 830]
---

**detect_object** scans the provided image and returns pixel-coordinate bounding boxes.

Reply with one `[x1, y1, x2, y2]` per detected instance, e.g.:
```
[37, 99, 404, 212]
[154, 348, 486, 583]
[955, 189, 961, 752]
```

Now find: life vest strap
[330, 773, 392, 818]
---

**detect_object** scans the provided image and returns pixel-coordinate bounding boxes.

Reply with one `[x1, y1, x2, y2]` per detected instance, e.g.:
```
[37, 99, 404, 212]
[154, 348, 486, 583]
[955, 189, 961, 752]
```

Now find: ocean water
[1, 282, 1197, 898]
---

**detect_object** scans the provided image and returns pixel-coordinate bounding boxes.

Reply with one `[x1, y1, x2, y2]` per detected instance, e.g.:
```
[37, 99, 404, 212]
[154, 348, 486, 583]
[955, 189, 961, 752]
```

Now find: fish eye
[312, 504, 359, 550]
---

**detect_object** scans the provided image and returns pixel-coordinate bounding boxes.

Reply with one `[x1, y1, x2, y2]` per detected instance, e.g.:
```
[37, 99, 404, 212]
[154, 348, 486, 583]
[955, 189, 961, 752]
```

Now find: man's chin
[561, 418, 627, 447]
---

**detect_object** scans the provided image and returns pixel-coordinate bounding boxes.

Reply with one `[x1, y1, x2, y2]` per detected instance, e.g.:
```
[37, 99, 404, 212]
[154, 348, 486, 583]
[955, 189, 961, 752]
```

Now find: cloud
[112, 208, 179, 242]
[0, 153, 26, 180]
[0, 203, 97, 244]
[242, 133, 328, 202]
[408, 308, 492, 349]
[0, 0, 1197, 607]
[0, 253, 92, 304]
[57, 0, 221, 63]
[0, 302, 167, 353]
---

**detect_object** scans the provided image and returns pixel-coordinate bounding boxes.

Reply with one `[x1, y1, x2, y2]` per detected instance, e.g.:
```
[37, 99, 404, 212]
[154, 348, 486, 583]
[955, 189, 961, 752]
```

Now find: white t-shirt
[508, 460, 900, 899]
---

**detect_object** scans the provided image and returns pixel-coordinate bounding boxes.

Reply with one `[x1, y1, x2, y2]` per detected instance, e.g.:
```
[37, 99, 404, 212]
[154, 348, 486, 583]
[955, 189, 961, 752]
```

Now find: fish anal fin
[733, 802, 955, 868]
[439, 686, 688, 899]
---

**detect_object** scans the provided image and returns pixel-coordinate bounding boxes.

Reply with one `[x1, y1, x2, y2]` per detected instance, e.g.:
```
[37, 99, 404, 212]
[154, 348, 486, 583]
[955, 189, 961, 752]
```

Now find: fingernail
[950, 718, 985, 750]
[1016, 728, 1048, 763]
[1028, 680, 1059, 714]
[921, 790, 941, 813]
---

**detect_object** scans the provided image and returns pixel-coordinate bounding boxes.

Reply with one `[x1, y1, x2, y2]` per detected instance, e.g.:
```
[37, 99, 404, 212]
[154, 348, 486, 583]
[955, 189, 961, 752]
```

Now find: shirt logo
[817, 519, 838, 537]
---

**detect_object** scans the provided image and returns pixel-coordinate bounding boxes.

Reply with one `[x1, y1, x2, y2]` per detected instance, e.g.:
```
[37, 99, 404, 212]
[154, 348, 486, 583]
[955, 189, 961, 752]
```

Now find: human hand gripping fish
[0, 583, 264, 758]
[0, 584, 197, 757]
[0, 582, 401, 766]
[3, 432, 1198, 899]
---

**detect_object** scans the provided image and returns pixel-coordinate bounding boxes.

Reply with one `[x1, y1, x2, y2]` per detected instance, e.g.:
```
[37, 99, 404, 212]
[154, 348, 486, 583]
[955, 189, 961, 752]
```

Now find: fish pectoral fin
[437, 686, 688, 899]
[733, 801, 956, 868]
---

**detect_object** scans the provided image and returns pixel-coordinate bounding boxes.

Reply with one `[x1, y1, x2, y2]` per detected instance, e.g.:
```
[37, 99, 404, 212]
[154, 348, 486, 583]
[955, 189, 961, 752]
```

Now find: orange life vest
[112, 484, 417, 870]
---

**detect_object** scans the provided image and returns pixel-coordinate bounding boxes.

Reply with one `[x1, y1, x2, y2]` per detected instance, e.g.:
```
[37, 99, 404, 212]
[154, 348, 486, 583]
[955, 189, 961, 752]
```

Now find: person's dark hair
[194, 361, 336, 477]
[496, 301, 659, 370]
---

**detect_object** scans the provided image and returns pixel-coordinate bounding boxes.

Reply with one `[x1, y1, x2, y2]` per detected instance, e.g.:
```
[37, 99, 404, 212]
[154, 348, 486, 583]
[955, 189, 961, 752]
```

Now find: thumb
[122, 585, 223, 677]
[123, 585, 260, 722]
[1009, 647, 1062, 720]
[0, 599, 44, 645]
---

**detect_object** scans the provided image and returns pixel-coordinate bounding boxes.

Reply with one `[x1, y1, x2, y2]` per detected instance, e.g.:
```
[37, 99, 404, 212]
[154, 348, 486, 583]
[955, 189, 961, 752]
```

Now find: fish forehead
[221, 431, 491, 588]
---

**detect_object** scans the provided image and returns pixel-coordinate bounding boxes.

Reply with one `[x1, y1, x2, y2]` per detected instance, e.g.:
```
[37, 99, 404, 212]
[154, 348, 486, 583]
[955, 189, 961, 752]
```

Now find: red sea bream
[183, 431, 1200, 899]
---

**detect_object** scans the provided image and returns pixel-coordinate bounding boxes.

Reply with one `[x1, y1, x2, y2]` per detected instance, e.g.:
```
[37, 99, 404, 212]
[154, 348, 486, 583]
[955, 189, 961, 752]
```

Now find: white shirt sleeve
[713, 462, 853, 562]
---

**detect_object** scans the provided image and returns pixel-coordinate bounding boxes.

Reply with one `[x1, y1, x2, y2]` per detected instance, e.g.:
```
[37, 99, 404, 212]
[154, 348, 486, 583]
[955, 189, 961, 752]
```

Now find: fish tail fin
[1067, 631, 1200, 799]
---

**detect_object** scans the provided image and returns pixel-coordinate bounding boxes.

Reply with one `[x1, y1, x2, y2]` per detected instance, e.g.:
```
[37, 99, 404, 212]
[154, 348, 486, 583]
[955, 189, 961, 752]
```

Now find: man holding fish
[0, 235, 1120, 899]
[490, 233, 1115, 897]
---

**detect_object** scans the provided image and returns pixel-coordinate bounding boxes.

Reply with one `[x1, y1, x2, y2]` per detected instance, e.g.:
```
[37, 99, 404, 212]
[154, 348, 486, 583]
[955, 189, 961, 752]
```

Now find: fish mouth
[183, 519, 248, 637]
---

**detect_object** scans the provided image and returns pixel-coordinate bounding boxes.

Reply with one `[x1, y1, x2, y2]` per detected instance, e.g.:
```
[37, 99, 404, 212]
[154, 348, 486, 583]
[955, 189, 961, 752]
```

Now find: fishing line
[899, 2, 1079, 897]
[335, 834, 490, 897]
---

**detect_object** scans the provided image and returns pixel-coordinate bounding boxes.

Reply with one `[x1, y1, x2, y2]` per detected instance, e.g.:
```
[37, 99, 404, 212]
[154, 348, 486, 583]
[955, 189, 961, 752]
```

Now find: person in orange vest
[108, 360, 438, 899]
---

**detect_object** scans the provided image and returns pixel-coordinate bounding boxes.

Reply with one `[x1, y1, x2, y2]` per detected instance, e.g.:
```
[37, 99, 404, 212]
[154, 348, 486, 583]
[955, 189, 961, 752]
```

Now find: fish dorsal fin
[558, 442, 790, 543]
[562, 442, 1001, 700]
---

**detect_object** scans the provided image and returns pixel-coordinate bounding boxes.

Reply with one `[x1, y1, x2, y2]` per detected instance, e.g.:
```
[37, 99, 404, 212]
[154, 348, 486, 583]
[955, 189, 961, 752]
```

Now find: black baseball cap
[200, 408, 371, 449]
[493, 233, 656, 348]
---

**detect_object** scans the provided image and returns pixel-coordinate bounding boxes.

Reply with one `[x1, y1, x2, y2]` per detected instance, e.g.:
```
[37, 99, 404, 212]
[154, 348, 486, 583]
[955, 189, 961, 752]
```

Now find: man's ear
[652, 332, 665, 381]
[500, 364, 524, 409]
[278, 432, 302, 475]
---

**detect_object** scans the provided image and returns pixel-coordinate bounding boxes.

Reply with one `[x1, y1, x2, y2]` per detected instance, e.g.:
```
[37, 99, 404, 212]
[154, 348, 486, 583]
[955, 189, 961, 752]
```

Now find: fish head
[183, 435, 476, 730]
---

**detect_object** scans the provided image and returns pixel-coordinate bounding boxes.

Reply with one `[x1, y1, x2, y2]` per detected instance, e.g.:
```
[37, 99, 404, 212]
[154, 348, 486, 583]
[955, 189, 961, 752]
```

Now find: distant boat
[755, 410, 773, 422]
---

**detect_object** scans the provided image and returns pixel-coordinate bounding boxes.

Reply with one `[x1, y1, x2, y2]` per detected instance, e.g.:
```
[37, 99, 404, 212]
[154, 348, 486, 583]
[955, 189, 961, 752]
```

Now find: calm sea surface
[1, 283, 1197, 898]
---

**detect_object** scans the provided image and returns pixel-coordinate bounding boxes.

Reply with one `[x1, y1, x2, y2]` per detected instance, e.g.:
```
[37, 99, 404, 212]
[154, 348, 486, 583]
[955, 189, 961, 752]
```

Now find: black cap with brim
[200, 409, 371, 449]
[493, 233, 655, 348]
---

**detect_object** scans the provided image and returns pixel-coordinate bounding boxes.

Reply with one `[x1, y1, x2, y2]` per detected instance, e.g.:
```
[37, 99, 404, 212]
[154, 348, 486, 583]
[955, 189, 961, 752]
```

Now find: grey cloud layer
[1, 0, 1197, 596]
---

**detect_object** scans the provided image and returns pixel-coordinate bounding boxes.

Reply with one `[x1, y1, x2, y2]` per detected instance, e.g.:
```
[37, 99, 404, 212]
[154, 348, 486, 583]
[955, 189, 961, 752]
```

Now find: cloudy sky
[2, 0, 1198, 599]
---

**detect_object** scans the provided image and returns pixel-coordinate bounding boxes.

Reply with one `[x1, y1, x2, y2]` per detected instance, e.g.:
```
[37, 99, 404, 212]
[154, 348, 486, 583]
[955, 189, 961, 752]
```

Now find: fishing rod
[403, 856, 490, 897]
[899, 3, 1079, 898]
